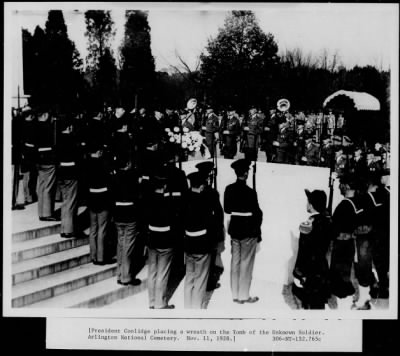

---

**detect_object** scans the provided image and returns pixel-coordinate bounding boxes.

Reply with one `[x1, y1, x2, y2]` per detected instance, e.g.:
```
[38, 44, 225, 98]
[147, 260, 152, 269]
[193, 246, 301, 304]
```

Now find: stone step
[12, 223, 61, 244]
[12, 234, 89, 264]
[12, 245, 91, 286]
[29, 264, 148, 308]
[12, 263, 117, 308]
[12, 206, 88, 243]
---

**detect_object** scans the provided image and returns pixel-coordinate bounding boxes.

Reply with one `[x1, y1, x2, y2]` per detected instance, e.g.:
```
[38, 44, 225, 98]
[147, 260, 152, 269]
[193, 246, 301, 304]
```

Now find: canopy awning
[323, 90, 380, 111]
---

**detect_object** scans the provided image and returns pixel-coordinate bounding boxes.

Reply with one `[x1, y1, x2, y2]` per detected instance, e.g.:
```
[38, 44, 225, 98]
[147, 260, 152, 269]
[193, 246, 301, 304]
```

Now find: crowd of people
[10, 102, 391, 310]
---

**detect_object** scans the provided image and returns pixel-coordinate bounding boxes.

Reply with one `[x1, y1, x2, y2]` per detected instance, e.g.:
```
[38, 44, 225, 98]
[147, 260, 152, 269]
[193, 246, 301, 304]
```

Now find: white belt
[89, 187, 108, 193]
[116, 201, 134, 206]
[25, 143, 34, 148]
[60, 162, 75, 167]
[164, 192, 182, 197]
[38, 147, 52, 152]
[185, 229, 207, 237]
[149, 225, 170, 232]
[231, 212, 253, 217]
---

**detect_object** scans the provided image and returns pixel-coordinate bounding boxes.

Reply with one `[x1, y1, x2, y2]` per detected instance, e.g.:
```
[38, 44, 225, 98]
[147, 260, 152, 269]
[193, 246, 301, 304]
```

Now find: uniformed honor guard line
[10, 101, 390, 311]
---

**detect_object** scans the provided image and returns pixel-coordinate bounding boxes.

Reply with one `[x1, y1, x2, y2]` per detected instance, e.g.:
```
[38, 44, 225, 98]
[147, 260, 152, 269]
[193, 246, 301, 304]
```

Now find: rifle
[178, 109, 183, 170]
[212, 131, 218, 190]
[318, 112, 323, 165]
[327, 112, 338, 216]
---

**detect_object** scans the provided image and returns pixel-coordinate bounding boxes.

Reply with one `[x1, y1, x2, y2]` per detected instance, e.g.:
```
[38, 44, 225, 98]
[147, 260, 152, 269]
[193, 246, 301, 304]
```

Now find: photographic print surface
[3, 2, 398, 319]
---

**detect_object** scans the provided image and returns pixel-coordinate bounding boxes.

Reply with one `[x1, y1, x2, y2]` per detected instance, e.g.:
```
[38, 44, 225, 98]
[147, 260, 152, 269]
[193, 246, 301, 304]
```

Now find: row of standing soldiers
[11, 106, 263, 309]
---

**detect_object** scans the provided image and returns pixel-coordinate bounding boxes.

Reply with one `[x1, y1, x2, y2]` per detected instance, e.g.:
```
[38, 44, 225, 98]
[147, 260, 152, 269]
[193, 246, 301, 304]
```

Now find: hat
[305, 189, 327, 213]
[187, 98, 197, 110]
[195, 161, 214, 175]
[187, 171, 206, 188]
[231, 158, 251, 175]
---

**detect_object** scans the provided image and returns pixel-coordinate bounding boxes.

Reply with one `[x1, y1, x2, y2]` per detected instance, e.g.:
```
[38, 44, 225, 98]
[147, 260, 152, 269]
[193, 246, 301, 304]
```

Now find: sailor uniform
[373, 186, 390, 297]
[292, 213, 332, 309]
[329, 196, 363, 299]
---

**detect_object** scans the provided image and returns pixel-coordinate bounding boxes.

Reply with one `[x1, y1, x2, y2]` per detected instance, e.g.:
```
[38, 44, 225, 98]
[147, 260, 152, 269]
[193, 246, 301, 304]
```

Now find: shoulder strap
[368, 192, 383, 207]
[343, 198, 364, 214]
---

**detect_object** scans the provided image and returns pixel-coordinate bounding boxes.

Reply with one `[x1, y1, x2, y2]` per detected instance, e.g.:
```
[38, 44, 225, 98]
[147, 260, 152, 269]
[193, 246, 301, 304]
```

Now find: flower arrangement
[165, 127, 210, 158]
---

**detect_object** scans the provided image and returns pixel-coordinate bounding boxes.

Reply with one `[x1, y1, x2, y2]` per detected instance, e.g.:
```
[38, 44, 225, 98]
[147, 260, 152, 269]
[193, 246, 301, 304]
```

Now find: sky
[7, 3, 399, 72]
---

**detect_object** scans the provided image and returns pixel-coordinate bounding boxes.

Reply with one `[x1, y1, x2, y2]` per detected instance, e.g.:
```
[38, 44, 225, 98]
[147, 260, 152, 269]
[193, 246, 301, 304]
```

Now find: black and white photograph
[3, 2, 398, 321]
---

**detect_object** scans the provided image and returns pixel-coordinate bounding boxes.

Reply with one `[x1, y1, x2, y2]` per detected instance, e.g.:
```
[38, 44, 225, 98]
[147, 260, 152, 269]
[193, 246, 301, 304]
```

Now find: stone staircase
[11, 204, 147, 309]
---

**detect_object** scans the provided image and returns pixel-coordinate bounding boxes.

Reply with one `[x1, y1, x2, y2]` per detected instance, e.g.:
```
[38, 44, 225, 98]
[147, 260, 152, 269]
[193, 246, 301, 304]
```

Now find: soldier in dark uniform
[134, 108, 164, 199]
[195, 161, 225, 291]
[86, 142, 114, 265]
[334, 147, 348, 178]
[35, 108, 59, 221]
[293, 124, 306, 165]
[145, 174, 178, 309]
[20, 107, 38, 206]
[329, 174, 363, 309]
[219, 108, 240, 159]
[56, 117, 80, 238]
[374, 169, 390, 299]
[351, 172, 385, 308]
[273, 121, 293, 164]
[110, 113, 133, 172]
[73, 111, 89, 206]
[302, 136, 320, 166]
[320, 137, 333, 168]
[113, 158, 142, 286]
[366, 150, 383, 175]
[86, 110, 109, 159]
[12, 108, 25, 209]
[201, 106, 219, 157]
[224, 159, 263, 304]
[164, 108, 180, 130]
[262, 110, 279, 163]
[183, 172, 218, 309]
[162, 148, 189, 280]
[241, 107, 263, 161]
[350, 147, 367, 177]
[292, 189, 332, 309]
